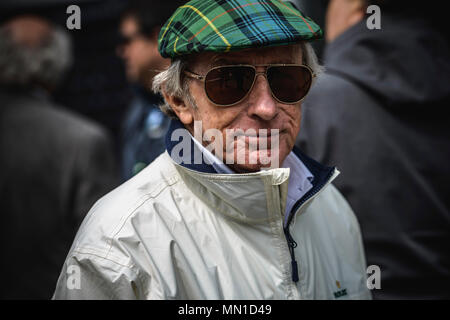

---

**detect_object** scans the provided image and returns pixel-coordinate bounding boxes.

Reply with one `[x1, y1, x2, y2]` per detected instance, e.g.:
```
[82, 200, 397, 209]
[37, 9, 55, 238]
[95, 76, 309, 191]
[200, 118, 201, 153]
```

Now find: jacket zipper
[284, 227, 299, 282]
[283, 168, 336, 283]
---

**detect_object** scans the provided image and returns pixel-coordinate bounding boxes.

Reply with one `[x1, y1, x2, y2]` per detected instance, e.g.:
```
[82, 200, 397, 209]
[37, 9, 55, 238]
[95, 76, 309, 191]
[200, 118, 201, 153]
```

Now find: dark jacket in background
[297, 14, 450, 299]
[0, 87, 119, 299]
[121, 86, 169, 181]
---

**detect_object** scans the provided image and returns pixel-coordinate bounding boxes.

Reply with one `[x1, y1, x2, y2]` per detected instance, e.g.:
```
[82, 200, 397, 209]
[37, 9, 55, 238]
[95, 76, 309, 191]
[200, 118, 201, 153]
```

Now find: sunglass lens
[205, 66, 255, 106]
[267, 66, 312, 103]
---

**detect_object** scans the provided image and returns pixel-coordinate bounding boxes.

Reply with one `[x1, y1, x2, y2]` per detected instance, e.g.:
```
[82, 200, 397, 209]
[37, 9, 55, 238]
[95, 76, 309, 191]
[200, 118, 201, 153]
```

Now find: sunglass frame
[184, 64, 315, 107]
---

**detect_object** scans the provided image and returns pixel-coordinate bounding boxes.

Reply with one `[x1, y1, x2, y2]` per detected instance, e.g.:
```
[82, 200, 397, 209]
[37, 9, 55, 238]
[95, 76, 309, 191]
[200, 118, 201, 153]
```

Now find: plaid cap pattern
[158, 0, 323, 59]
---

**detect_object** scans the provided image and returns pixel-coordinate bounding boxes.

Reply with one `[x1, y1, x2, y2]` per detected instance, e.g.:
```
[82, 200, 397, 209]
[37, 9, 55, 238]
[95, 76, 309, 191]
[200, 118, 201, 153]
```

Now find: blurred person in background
[0, 15, 118, 299]
[117, 0, 185, 180]
[297, 0, 450, 299]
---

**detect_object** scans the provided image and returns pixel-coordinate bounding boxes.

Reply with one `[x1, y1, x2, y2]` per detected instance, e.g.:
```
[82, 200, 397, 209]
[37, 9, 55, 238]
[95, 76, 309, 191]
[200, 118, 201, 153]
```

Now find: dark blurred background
[1, 0, 131, 152]
[0, 0, 134, 300]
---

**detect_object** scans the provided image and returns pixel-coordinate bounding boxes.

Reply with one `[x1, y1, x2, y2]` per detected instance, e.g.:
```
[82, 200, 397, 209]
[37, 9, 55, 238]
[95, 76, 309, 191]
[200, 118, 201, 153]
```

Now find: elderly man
[54, 0, 370, 300]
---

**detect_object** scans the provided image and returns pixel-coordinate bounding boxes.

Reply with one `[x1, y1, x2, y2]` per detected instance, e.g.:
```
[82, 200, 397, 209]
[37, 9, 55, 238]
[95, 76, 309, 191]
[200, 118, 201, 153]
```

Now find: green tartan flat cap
[158, 0, 323, 59]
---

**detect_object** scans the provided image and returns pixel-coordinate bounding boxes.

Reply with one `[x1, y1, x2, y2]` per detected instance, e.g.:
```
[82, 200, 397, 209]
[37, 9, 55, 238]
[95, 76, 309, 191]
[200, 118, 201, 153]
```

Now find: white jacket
[53, 145, 371, 299]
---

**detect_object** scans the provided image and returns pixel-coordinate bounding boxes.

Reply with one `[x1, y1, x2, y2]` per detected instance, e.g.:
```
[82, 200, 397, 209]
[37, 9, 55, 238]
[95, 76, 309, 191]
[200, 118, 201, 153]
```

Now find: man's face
[118, 16, 167, 84]
[179, 45, 304, 173]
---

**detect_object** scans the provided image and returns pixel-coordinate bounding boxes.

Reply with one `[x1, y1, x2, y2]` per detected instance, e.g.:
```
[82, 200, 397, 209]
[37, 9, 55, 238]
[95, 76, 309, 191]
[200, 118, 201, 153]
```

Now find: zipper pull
[285, 229, 299, 283]
[291, 259, 299, 283]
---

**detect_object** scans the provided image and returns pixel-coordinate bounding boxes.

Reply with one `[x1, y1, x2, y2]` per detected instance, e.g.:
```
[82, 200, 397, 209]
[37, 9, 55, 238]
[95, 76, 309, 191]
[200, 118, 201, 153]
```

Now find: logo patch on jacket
[333, 281, 348, 298]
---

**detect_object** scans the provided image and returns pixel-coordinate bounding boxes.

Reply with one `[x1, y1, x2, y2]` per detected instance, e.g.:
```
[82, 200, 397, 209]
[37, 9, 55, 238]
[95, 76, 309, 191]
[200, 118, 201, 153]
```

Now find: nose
[246, 72, 278, 121]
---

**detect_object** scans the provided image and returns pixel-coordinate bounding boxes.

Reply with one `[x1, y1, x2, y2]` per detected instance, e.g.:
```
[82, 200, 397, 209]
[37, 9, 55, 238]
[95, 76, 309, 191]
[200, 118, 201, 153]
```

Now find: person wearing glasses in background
[53, 0, 371, 300]
[117, 0, 185, 180]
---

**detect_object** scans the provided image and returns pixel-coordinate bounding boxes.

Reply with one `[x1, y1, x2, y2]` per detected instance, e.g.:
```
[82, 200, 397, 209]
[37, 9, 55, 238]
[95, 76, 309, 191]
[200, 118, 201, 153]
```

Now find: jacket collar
[165, 119, 336, 223]
[165, 119, 217, 173]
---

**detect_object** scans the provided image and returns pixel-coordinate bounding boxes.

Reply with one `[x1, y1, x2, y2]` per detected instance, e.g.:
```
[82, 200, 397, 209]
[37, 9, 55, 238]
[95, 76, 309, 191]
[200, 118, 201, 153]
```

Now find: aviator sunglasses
[184, 64, 315, 107]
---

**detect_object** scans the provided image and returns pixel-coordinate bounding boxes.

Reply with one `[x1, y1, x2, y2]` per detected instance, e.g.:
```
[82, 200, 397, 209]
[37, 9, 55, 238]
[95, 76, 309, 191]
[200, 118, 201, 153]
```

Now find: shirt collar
[282, 152, 314, 224]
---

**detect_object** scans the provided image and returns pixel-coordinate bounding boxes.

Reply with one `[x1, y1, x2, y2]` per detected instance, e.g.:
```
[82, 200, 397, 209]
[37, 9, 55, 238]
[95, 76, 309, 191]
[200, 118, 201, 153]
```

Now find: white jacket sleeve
[52, 252, 143, 300]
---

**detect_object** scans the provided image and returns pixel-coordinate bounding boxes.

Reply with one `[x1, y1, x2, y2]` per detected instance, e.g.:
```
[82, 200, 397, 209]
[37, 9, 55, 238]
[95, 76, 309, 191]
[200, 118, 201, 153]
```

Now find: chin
[228, 151, 283, 173]
[229, 163, 263, 173]
[221, 141, 289, 173]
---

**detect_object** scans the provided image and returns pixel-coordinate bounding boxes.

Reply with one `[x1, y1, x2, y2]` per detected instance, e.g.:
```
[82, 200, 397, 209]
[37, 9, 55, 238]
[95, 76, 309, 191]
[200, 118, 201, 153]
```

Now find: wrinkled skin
[164, 44, 304, 173]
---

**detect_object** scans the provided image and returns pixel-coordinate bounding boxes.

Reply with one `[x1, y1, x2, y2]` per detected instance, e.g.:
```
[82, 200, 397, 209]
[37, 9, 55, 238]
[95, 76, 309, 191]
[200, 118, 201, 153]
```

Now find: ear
[162, 89, 194, 128]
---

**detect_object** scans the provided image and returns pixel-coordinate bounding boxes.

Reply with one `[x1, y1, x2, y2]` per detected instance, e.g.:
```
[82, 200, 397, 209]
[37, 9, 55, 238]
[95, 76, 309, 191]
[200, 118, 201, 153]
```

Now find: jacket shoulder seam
[104, 173, 180, 260]
[71, 248, 137, 270]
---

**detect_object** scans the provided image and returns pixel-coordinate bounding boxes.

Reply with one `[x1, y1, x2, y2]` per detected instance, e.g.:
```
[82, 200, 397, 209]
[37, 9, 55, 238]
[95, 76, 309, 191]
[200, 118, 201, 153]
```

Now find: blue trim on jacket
[165, 119, 217, 173]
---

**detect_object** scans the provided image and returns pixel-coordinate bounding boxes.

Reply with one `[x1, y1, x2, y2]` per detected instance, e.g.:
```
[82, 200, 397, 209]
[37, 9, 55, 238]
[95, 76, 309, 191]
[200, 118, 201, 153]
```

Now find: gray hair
[152, 41, 323, 118]
[0, 25, 73, 88]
